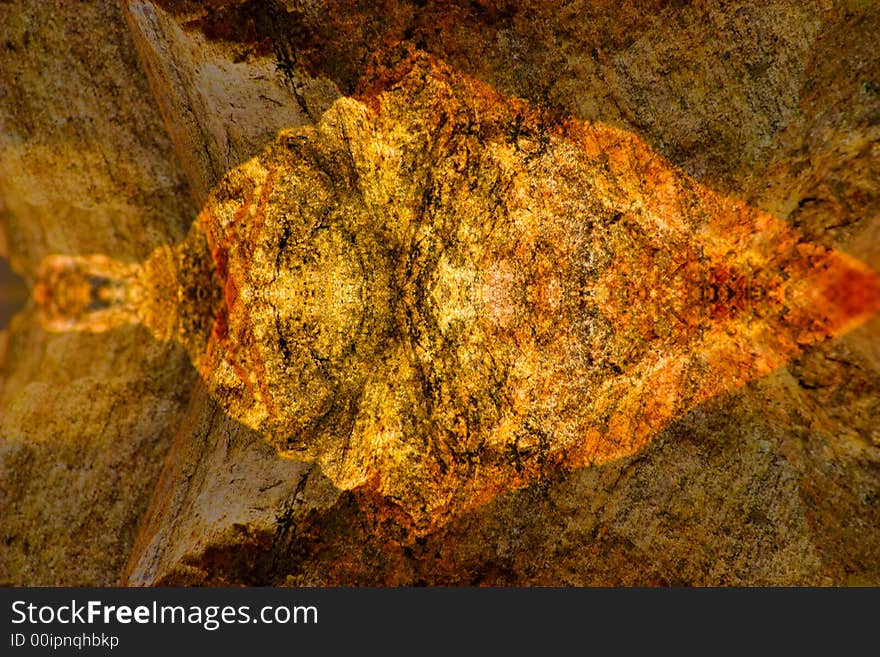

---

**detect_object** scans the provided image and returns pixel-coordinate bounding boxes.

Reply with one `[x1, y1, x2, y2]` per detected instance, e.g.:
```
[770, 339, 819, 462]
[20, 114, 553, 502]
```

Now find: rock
[0, 0, 196, 585]
[1, 0, 879, 586]
[121, 0, 339, 203]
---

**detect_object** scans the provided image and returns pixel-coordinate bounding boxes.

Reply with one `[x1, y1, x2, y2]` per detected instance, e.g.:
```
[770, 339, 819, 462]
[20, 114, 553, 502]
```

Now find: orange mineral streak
[27, 59, 880, 528]
[550, 121, 880, 475]
[32, 254, 141, 333]
[197, 167, 282, 427]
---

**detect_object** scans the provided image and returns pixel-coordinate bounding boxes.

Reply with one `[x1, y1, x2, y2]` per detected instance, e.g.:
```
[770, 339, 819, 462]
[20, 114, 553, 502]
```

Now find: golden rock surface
[30, 56, 880, 531]
[2, 1, 880, 585]
[190, 57, 880, 526]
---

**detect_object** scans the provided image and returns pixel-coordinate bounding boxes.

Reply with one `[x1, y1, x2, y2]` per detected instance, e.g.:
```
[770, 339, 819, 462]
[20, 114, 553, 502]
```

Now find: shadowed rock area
[0, 256, 27, 332]
[1, 0, 879, 586]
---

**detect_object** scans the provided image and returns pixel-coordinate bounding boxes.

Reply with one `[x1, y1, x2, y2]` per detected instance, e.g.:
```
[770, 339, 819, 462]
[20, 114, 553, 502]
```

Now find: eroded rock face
[30, 56, 879, 530]
[0, 0, 198, 586]
[193, 57, 880, 524]
[3, 0, 880, 585]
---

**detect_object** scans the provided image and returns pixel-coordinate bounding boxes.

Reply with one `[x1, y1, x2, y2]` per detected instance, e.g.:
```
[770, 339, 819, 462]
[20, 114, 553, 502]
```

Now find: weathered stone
[0, 0, 196, 585]
[2, 0, 879, 586]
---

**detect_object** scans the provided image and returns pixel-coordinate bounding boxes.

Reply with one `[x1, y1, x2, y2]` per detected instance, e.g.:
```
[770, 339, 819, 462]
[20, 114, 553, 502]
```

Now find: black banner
[0, 587, 876, 655]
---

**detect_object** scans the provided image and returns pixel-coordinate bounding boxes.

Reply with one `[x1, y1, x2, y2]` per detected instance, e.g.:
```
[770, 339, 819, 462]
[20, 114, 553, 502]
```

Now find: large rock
[1, 0, 879, 585]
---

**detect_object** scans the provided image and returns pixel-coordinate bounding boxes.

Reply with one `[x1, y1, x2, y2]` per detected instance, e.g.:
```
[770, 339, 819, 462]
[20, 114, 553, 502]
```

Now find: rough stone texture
[50, 55, 877, 532]
[1, 0, 879, 586]
[0, 1, 196, 276]
[121, 0, 339, 203]
[122, 382, 341, 586]
[0, 323, 195, 585]
[0, 0, 197, 585]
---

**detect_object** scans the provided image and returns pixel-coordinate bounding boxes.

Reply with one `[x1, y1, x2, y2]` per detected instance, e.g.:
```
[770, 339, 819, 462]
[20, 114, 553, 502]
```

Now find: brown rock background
[1, 0, 879, 585]
[0, 0, 197, 585]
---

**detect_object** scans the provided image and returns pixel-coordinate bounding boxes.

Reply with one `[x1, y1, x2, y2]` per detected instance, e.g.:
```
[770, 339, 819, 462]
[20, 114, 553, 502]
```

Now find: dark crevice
[0, 256, 28, 331]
